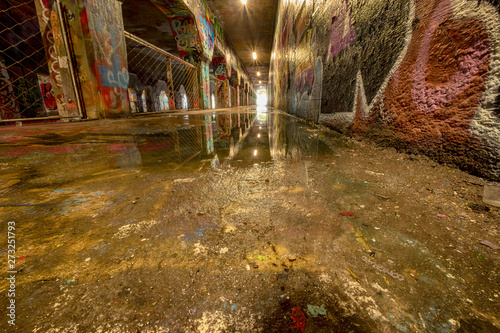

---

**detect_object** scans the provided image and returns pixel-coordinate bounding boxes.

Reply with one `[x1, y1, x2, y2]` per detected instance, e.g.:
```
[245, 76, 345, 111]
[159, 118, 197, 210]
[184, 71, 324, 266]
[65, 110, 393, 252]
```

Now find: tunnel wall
[268, 0, 500, 180]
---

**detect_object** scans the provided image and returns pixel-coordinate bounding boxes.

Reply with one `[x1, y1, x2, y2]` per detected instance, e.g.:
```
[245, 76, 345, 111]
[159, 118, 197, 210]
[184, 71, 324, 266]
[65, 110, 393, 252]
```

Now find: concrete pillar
[34, 0, 80, 119]
[165, 57, 176, 110]
[224, 80, 229, 108]
[35, 0, 130, 119]
[84, 0, 130, 118]
[199, 60, 210, 109]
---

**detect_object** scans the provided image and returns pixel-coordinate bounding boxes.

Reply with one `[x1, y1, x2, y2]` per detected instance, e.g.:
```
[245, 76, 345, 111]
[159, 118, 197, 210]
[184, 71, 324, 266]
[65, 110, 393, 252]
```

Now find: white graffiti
[362, 256, 405, 281]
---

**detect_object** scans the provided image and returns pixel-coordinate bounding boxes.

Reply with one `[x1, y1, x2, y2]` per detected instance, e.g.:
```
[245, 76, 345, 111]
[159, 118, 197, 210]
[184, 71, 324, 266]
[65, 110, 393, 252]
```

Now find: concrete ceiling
[122, 0, 179, 56]
[208, 0, 278, 89]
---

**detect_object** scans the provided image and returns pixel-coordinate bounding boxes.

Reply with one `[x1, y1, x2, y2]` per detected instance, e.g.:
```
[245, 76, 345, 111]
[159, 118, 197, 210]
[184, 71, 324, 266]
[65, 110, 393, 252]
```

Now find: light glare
[252, 52, 257, 59]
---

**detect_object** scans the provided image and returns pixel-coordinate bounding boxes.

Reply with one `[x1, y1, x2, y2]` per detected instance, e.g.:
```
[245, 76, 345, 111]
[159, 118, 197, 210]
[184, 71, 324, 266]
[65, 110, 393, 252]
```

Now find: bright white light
[257, 134, 261, 138]
[211, 94, 215, 109]
[259, 81, 262, 84]
[257, 92, 267, 106]
[241, 0, 247, 4]
[259, 126, 262, 129]
[252, 52, 257, 59]
[257, 72, 261, 76]
[253, 149, 257, 156]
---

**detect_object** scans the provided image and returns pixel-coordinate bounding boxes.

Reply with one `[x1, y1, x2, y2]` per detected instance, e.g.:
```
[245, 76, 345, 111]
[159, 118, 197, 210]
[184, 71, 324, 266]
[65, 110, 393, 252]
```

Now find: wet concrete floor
[0, 107, 499, 332]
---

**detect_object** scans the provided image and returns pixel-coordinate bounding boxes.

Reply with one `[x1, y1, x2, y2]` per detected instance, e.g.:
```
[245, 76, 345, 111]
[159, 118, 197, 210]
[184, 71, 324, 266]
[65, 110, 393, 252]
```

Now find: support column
[85, 0, 130, 118]
[199, 60, 210, 109]
[165, 57, 176, 110]
[35, 0, 80, 119]
[224, 80, 229, 108]
[35, 0, 131, 119]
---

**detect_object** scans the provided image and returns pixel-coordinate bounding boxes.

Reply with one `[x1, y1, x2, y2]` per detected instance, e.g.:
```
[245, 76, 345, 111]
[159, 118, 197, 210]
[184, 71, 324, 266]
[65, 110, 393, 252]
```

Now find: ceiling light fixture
[257, 72, 261, 76]
[259, 81, 262, 84]
[252, 52, 257, 60]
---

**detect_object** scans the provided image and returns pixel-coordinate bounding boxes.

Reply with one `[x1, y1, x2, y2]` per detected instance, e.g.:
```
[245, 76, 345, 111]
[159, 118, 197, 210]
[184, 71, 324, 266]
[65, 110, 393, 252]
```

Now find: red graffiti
[355, 0, 491, 153]
[40, 82, 57, 110]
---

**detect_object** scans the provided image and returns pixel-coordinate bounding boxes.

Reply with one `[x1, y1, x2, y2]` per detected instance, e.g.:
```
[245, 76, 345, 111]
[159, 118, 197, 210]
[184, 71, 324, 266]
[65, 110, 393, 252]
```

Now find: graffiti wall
[35, 0, 80, 118]
[86, 0, 129, 117]
[169, 17, 203, 64]
[200, 61, 210, 108]
[269, 0, 500, 180]
[268, 0, 323, 121]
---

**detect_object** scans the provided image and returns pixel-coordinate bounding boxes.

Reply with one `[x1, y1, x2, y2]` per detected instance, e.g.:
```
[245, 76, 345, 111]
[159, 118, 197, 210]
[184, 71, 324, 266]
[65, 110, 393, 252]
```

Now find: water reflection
[3, 108, 333, 172]
[268, 112, 331, 161]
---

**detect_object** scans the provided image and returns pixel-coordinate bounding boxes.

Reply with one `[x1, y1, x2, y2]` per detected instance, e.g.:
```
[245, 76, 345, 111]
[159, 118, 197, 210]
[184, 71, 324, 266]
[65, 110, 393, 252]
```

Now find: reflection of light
[257, 92, 267, 106]
[258, 134, 261, 138]
[252, 52, 257, 59]
[253, 149, 257, 156]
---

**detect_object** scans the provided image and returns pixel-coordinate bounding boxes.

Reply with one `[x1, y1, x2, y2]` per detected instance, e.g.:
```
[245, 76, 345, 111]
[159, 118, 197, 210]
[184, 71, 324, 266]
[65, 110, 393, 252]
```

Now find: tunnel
[0, 0, 499, 332]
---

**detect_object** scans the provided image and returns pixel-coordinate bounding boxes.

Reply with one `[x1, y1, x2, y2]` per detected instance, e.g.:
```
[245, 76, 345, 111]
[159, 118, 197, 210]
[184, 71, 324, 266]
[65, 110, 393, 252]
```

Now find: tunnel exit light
[241, 0, 247, 5]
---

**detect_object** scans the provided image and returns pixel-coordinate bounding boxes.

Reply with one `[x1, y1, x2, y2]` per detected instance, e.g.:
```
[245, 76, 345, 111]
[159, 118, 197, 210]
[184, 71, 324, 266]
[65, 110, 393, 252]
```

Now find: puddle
[0, 107, 337, 173]
[103, 108, 336, 171]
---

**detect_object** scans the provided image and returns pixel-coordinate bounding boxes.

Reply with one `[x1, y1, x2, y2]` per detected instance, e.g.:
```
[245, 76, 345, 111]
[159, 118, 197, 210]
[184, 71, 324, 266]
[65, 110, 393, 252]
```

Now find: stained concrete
[0, 107, 499, 332]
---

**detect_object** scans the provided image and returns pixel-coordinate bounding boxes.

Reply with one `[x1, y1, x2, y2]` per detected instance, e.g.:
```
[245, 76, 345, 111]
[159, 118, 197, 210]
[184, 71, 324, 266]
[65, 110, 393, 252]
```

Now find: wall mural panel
[169, 17, 203, 64]
[212, 57, 227, 80]
[87, 0, 129, 117]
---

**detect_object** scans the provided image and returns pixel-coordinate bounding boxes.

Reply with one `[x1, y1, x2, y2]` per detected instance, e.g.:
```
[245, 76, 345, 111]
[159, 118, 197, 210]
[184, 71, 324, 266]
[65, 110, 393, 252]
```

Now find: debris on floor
[306, 304, 327, 317]
[290, 305, 307, 332]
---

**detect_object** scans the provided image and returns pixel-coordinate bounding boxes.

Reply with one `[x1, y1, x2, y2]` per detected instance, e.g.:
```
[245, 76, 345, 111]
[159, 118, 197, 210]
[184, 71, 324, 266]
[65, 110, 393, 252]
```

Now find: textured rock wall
[269, 0, 500, 180]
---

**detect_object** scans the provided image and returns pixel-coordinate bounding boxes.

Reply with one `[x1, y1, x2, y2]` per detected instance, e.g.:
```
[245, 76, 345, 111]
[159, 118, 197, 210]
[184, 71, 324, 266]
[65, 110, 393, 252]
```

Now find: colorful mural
[169, 17, 203, 64]
[212, 57, 227, 80]
[201, 61, 210, 108]
[87, 0, 129, 117]
[196, 13, 214, 59]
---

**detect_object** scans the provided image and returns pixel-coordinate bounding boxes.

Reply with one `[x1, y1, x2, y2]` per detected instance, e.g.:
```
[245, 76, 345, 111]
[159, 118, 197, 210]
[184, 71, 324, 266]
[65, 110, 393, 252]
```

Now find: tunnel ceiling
[122, 0, 179, 56]
[208, 0, 278, 88]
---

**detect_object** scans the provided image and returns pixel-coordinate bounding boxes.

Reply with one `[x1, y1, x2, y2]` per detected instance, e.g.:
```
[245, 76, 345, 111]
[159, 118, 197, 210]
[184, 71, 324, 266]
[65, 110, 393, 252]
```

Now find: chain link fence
[210, 74, 228, 109]
[0, 0, 79, 122]
[125, 31, 199, 114]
